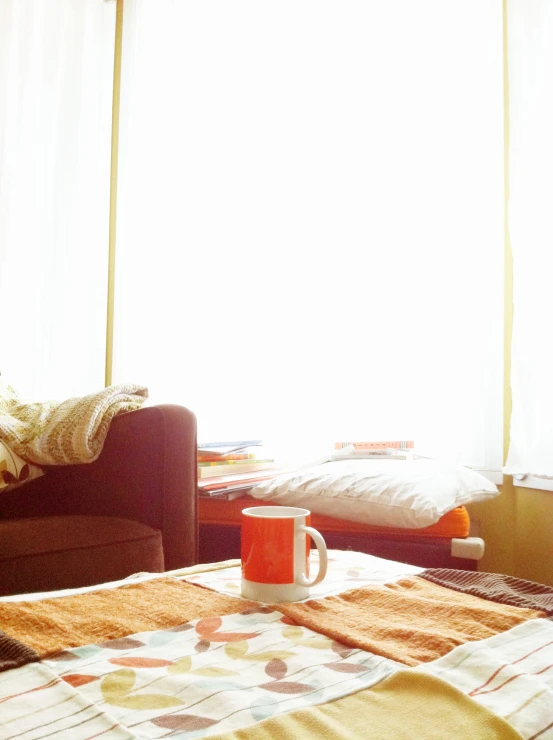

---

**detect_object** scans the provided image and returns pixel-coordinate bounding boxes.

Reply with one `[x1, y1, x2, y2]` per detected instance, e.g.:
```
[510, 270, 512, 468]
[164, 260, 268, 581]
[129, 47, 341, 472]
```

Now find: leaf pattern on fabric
[167, 656, 192, 674]
[224, 641, 249, 660]
[282, 626, 333, 650]
[332, 641, 354, 658]
[100, 638, 145, 650]
[165, 623, 195, 633]
[282, 626, 304, 641]
[265, 659, 287, 680]
[324, 662, 368, 673]
[224, 641, 296, 663]
[191, 667, 238, 678]
[148, 630, 188, 648]
[43, 585, 399, 738]
[48, 650, 80, 662]
[152, 715, 220, 731]
[109, 657, 173, 668]
[101, 668, 184, 710]
[240, 606, 274, 616]
[1, 464, 29, 484]
[195, 617, 260, 644]
[196, 617, 223, 636]
[106, 693, 185, 710]
[101, 669, 136, 698]
[250, 696, 279, 723]
[0, 438, 43, 491]
[73, 645, 104, 659]
[63, 674, 99, 688]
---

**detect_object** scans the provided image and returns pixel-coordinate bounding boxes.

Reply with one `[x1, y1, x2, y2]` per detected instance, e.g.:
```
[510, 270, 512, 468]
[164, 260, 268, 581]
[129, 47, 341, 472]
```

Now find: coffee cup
[241, 506, 328, 603]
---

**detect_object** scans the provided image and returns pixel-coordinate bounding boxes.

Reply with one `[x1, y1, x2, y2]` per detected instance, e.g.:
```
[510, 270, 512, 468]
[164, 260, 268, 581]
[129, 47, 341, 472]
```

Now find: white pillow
[248, 459, 499, 529]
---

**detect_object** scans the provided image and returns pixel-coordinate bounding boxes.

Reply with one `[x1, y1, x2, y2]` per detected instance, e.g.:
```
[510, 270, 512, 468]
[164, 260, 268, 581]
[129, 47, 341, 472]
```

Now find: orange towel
[0, 578, 254, 658]
[277, 576, 545, 666]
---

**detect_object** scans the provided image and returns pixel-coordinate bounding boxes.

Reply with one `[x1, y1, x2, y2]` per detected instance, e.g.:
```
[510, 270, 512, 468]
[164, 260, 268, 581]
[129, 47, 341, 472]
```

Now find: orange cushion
[199, 497, 470, 539]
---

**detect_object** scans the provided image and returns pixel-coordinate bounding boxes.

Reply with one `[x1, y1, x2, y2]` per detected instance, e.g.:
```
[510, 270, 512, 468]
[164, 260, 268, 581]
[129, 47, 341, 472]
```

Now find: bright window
[113, 0, 504, 469]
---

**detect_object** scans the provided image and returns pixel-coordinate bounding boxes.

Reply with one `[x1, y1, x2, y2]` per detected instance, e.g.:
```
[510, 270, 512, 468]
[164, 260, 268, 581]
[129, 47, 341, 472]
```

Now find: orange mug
[241, 506, 328, 602]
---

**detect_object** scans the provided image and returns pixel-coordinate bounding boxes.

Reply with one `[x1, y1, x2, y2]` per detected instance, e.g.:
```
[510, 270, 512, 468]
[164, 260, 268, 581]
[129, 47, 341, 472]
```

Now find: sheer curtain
[114, 0, 504, 469]
[504, 1, 553, 483]
[0, 0, 115, 400]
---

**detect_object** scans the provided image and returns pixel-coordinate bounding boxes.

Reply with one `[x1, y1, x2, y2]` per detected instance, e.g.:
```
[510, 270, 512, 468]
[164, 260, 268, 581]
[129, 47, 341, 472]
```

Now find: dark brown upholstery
[0, 516, 164, 595]
[0, 404, 198, 596]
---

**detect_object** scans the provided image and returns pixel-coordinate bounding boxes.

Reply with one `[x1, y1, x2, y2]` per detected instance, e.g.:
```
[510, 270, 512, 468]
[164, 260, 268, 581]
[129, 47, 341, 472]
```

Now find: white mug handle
[295, 525, 328, 588]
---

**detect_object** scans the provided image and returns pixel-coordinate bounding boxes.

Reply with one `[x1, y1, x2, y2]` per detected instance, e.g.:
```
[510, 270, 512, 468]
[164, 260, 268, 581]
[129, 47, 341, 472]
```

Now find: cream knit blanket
[0, 382, 148, 465]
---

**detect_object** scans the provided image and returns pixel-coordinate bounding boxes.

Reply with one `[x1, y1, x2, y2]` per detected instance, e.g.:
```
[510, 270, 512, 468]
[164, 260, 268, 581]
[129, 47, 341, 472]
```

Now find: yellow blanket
[206, 670, 523, 740]
[0, 380, 147, 464]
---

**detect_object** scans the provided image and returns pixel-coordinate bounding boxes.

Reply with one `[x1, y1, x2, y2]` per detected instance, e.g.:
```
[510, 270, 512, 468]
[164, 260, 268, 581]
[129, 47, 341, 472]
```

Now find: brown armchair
[0, 404, 197, 596]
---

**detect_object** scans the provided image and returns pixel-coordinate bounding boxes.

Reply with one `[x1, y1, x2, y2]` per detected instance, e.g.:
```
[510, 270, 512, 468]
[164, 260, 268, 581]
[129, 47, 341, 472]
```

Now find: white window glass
[114, 0, 504, 469]
[0, 0, 115, 399]
[504, 0, 553, 485]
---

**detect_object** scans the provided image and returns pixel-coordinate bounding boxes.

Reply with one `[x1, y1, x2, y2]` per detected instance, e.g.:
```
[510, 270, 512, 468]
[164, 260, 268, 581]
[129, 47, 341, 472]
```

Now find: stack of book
[332, 440, 416, 461]
[197, 440, 283, 500]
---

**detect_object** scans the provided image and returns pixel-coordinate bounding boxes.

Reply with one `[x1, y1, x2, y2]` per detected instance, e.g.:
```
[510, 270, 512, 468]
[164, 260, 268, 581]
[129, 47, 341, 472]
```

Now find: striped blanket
[1, 551, 552, 739]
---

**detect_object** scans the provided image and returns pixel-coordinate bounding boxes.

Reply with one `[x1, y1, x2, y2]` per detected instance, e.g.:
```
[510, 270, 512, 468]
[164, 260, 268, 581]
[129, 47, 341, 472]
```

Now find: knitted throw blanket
[0, 382, 148, 465]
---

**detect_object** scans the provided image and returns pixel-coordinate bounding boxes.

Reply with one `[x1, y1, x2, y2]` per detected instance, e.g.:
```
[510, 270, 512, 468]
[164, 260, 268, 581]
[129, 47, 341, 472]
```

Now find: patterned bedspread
[1, 550, 553, 739]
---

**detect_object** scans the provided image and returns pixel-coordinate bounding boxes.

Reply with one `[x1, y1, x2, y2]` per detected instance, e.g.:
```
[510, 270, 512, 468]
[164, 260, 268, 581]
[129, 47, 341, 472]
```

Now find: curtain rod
[105, 0, 124, 387]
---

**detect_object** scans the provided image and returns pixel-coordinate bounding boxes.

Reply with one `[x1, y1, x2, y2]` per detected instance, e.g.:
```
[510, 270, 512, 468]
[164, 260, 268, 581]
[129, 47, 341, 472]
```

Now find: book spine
[197, 453, 255, 463]
[198, 458, 274, 468]
[197, 440, 262, 449]
[197, 462, 276, 479]
[334, 440, 415, 450]
[198, 471, 281, 490]
[198, 483, 255, 497]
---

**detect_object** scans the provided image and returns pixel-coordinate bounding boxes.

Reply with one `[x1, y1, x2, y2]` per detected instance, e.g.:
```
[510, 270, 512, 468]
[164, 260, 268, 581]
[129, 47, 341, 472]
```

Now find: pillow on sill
[0, 439, 44, 493]
[248, 458, 499, 529]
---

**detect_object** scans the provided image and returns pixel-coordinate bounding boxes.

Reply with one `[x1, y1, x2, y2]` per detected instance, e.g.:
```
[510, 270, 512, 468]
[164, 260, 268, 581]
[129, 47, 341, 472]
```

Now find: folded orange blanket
[200, 497, 470, 539]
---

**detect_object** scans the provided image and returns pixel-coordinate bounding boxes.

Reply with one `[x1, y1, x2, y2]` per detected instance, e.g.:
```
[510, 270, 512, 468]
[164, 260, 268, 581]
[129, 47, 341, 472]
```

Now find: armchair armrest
[0, 404, 198, 570]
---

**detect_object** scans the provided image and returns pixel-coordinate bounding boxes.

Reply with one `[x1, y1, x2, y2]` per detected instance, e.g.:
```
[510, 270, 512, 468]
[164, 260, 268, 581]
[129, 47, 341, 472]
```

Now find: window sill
[508, 475, 553, 492]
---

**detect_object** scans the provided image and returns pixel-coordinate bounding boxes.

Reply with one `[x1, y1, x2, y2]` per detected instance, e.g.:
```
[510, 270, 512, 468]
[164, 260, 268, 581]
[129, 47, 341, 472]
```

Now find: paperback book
[197, 440, 263, 457]
[331, 447, 414, 461]
[198, 488, 251, 501]
[198, 452, 256, 463]
[198, 481, 259, 500]
[334, 440, 415, 451]
[198, 469, 284, 491]
[197, 460, 276, 479]
[198, 458, 273, 468]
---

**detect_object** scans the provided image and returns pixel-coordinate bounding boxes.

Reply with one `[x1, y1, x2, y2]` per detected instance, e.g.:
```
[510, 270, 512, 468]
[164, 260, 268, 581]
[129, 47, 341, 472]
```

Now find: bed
[2, 549, 552, 739]
[198, 450, 497, 571]
[199, 497, 484, 570]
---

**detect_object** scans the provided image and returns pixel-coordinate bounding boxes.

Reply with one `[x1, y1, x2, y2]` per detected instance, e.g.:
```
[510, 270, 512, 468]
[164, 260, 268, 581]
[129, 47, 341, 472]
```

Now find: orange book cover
[334, 440, 415, 450]
[198, 452, 256, 462]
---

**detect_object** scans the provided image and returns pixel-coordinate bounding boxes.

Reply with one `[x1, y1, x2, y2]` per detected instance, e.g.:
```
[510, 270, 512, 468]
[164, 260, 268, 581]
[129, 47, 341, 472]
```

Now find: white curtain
[504, 1, 553, 480]
[0, 0, 115, 400]
[114, 0, 504, 469]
